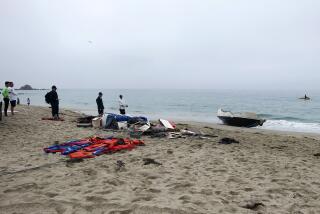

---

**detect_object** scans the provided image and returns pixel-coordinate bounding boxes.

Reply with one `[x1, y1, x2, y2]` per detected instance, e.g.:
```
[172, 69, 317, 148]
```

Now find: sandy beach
[0, 105, 320, 214]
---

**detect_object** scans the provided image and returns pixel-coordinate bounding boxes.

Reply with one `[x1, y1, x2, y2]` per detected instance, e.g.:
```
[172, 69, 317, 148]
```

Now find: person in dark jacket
[46, 85, 59, 119]
[1, 81, 10, 116]
[96, 92, 104, 116]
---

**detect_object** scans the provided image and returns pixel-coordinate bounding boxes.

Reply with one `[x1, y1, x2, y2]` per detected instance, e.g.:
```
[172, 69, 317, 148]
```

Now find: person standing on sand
[1, 81, 10, 116]
[118, 95, 128, 115]
[27, 98, 30, 106]
[0, 92, 2, 121]
[8, 82, 17, 115]
[45, 85, 59, 119]
[96, 92, 104, 116]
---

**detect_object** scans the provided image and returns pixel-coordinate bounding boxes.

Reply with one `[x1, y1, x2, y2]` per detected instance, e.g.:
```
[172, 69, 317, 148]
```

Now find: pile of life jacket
[44, 136, 144, 159]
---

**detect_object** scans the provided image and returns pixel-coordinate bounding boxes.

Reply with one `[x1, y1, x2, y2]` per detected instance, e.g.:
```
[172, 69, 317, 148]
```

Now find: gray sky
[0, 0, 319, 90]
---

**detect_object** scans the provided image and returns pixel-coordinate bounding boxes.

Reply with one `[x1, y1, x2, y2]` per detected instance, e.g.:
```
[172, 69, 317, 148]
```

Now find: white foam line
[260, 120, 320, 134]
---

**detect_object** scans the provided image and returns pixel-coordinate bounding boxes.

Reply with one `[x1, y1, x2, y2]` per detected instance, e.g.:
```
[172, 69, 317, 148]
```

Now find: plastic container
[92, 117, 102, 128]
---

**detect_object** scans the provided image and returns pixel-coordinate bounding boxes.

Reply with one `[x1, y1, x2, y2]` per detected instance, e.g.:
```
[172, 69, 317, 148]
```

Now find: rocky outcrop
[19, 84, 33, 90]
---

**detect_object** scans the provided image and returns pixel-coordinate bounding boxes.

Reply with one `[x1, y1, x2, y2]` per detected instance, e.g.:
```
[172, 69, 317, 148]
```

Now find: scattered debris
[204, 126, 214, 130]
[129, 130, 144, 139]
[167, 149, 173, 154]
[199, 136, 211, 140]
[176, 123, 189, 126]
[77, 123, 92, 128]
[159, 119, 176, 130]
[150, 132, 167, 138]
[180, 129, 197, 136]
[42, 117, 65, 121]
[115, 160, 125, 171]
[199, 131, 218, 138]
[143, 158, 162, 166]
[219, 137, 240, 144]
[92, 117, 102, 128]
[241, 201, 265, 211]
[66, 159, 83, 167]
[83, 114, 218, 142]
[270, 145, 288, 150]
[168, 132, 185, 139]
[77, 116, 95, 124]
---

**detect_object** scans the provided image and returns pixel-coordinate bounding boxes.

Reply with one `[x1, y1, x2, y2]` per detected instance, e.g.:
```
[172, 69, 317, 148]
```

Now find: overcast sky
[0, 0, 319, 90]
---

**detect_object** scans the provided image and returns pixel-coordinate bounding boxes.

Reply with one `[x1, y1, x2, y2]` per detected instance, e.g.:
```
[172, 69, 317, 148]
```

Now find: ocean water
[16, 89, 320, 134]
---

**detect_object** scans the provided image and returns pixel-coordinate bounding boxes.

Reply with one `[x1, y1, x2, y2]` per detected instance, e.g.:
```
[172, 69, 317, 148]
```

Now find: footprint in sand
[229, 191, 239, 196]
[146, 175, 160, 180]
[83, 168, 98, 176]
[243, 187, 254, 192]
[212, 169, 228, 173]
[148, 188, 161, 193]
[45, 192, 59, 198]
[200, 189, 213, 195]
[105, 179, 125, 186]
[3, 182, 39, 193]
[108, 209, 132, 214]
[167, 182, 194, 192]
[86, 195, 106, 203]
[131, 195, 153, 203]
[179, 195, 191, 204]
[84, 189, 94, 194]
[96, 189, 114, 195]
[192, 200, 206, 207]
[55, 206, 67, 214]
[215, 190, 222, 195]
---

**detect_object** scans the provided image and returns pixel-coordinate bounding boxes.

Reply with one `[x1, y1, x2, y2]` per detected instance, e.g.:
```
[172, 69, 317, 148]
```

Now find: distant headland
[17, 84, 48, 90]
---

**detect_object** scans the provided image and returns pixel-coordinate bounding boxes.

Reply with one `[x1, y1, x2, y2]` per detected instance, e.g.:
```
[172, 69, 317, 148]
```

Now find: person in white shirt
[118, 95, 128, 115]
[8, 82, 17, 115]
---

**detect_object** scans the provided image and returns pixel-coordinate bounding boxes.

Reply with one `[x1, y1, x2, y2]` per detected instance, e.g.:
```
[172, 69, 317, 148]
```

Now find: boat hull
[218, 116, 265, 128]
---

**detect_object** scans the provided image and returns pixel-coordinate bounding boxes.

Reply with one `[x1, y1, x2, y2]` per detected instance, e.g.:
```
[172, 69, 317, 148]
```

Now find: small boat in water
[217, 109, 266, 128]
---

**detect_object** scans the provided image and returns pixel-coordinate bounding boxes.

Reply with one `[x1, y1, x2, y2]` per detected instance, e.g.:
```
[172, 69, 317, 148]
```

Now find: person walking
[118, 95, 128, 115]
[1, 81, 10, 116]
[8, 82, 17, 115]
[96, 92, 104, 116]
[45, 85, 59, 119]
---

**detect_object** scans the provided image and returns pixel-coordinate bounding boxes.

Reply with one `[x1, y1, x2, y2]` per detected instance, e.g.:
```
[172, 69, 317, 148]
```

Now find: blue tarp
[105, 113, 148, 129]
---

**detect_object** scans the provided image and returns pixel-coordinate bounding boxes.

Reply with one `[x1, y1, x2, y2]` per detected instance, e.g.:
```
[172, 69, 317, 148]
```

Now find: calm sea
[16, 89, 320, 134]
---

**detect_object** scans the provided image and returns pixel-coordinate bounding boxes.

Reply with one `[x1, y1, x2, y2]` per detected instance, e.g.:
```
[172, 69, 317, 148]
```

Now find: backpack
[45, 92, 51, 104]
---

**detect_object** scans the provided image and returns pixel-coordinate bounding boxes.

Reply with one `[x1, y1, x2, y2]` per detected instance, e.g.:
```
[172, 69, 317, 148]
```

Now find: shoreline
[11, 88, 320, 134]
[1, 105, 320, 213]
[27, 104, 320, 137]
[183, 121, 320, 140]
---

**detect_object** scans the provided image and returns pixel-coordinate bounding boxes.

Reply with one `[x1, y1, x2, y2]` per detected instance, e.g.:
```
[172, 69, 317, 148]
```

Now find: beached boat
[217, 108, 266, 128]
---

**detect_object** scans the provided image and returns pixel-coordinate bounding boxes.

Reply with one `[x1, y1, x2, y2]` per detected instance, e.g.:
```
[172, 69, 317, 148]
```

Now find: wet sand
[0, 105, 320, 214]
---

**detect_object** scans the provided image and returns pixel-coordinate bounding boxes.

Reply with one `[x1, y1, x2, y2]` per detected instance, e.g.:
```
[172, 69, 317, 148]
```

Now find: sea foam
[260, 120, 320, 133]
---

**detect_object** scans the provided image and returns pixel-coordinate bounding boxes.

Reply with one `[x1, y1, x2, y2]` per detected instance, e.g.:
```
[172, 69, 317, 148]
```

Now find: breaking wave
[260, 120, 320, 133]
